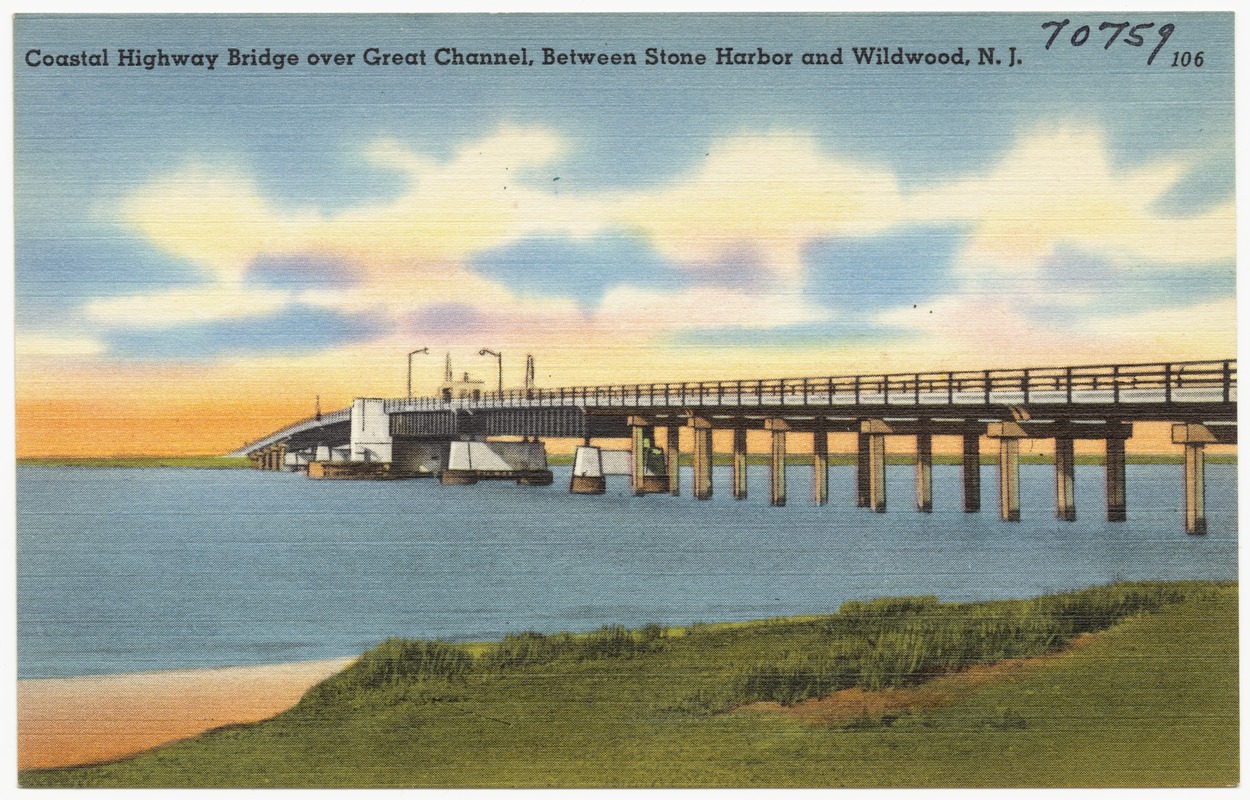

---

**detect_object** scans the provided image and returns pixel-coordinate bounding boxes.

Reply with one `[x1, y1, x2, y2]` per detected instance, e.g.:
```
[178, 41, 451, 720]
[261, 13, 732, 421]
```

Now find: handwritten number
[1149, 23, 1175, 66]
[1042, 19, 1070, 50]
[1046, 20, 1181, 66]
[1099, 22, 1129, 49]
[1125, 22, 1153, 47]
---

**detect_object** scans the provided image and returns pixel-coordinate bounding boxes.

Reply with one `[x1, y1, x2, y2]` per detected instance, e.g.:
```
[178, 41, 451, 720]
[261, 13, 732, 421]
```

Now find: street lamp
[479, 348, 502, 395]
[407, 347, 429, 399]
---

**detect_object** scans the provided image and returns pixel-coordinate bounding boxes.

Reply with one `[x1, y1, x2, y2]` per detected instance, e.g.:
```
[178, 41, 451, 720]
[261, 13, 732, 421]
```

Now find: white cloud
[612, 133, 903, 283]
[86, 285, 294, 329]
[905, 127, 1234, 274]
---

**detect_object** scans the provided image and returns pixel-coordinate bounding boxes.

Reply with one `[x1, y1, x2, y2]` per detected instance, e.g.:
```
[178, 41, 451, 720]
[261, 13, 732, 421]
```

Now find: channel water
[17, 462, 1237, 678]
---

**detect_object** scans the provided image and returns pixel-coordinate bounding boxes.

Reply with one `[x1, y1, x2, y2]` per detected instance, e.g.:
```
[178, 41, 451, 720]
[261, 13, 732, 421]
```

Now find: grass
[18, 456, 252, 469]
[23, 580, 1237, 788]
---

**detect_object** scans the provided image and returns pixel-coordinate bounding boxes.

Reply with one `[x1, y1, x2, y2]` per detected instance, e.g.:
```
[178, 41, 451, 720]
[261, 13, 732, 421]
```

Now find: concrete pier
[765, 418, 788, 507]
[812, 426, 829, 506]
[570, 445, 607, 495]
[860, 421, 888, 513]
[1172, 423, 1217, 535]
[630, 422, 650, 497]
[962, 433, 981, 513]
[1184, 443, 1206, 535]
[915, 432, 932, 513]
[855, 432, 871, 507]
[441, 440, 552, 485]
[987, 422, 1025, 522]
[1105, 437, 1127, 522]
[628, 420, 669, 495]
[691, 417, 714, 501]
[732, 427, 748, 500]
[666, 425, 681, 496]
[1054, 437, 1076, 521]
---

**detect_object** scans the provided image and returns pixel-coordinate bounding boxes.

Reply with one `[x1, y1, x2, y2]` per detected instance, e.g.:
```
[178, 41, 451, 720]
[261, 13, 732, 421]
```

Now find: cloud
[98, 123, 1233, 377]
[906, 127, 1235, 275]
[120, 165, 322, 284]
[86, 285, 294, 328]
[613, 133, 903, 282]
[593, 285, 831, 331]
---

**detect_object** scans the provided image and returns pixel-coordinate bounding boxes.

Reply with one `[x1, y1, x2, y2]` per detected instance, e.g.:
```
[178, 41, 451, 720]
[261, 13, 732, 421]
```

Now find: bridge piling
[1105, 437, 1127, 522]
[855, 433, 871, 507]
[915, 432, 933, 513]
[812, 425, 829, 506]
[732, 427, 748, 500]
[1184, 443, 1206, 535]
[630, 422, 649, 497]
[666, 425, 681, 496]
[1054, 437, 1076, 521]
[691, 417, 713, 501]
[869, 435, 886, 512]
[765, 418, 789, 507]
[988, 422, 1025, 522]
[859, 420, 889, 513]
[962, 433, 981, 513]
[1172, 424, 1215, 535]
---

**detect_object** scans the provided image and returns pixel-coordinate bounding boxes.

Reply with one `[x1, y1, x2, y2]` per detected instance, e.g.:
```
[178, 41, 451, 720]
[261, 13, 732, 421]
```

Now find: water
[17, 462, 1237, 679]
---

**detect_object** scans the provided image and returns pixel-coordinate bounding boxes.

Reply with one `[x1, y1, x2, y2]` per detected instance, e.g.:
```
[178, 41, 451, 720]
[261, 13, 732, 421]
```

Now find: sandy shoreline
[17, 657, 355, 771]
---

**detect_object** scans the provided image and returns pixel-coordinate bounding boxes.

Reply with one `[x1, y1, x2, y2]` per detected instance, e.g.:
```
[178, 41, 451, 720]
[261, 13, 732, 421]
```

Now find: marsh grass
[307, 581, 1214, 713]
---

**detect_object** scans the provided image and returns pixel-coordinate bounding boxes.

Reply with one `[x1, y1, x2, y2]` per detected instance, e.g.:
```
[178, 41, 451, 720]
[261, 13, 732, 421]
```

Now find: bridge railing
[383, 358, 1235, 412]
[232, 407, 352, 455]
[242, 359, 1234, 454]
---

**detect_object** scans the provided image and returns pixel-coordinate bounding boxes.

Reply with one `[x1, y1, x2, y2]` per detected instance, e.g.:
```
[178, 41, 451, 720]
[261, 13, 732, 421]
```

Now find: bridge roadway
[237, 359, 1236, 534]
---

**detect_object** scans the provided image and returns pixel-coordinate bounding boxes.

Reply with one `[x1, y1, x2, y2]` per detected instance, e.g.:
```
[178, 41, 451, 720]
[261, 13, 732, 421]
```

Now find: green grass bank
[23, 580, 1237, 788]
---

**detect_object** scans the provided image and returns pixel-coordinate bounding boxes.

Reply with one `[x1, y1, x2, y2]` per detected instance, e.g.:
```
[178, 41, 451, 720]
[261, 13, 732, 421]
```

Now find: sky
[13, 13, 1236, 456]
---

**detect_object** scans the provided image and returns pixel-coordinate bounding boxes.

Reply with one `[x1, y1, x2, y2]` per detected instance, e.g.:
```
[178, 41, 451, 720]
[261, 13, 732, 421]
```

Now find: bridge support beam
[666, 425, 681, 496]
[962, 433, 981, 513]
[1105, 437, 1127, 522]
[1054, 438, 1076, 521]
[915, 432, 933, 513]
[732, 427, 748, 500]
[860, 420, 889, 513]
[630, 424, 648, 497]
[628, 418, 667, 496]
[988, 422, 1026, 522]
[869, 434, 887, 513]
[1173, 424, 1216, 535]
[765, 418, 789, 507]
[691, 417, 713, 501]
[812, 425, 829, 506]
[855, 433, 871, 507]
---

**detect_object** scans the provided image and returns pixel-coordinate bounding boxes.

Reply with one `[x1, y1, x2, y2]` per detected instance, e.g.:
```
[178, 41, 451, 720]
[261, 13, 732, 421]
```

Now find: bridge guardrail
[239, 359, 1235, 453]
[389, 358, 1236, 412]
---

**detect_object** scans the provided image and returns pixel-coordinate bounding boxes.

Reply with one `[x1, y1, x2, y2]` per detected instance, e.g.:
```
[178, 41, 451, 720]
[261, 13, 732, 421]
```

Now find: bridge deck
[235, 359, 1236, 456]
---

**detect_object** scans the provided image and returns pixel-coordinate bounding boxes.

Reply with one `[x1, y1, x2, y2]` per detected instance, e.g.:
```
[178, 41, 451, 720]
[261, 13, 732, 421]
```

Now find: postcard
[14, 12, 1237, 788]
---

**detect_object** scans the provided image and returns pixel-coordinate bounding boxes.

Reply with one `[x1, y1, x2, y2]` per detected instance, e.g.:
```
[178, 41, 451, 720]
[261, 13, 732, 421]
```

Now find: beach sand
[17, 657, 355, 771]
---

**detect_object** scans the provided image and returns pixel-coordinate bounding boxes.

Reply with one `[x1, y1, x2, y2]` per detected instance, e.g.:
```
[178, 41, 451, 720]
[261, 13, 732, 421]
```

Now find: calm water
[17, 463, 1237, 679]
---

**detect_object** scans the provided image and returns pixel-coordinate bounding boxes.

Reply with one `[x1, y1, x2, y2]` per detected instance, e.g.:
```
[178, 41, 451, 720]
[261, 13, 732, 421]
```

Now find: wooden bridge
[237, 358, 1236, 534]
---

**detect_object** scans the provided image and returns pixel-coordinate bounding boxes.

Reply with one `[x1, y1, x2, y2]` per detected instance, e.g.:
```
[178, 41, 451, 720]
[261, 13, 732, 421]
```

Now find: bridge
[235, 358, 1236, 535]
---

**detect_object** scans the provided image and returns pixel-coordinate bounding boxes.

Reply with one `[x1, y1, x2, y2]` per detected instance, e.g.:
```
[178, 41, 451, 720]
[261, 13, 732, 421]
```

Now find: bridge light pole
[479, 348, 503, 395]
[407, 347, 429, 399]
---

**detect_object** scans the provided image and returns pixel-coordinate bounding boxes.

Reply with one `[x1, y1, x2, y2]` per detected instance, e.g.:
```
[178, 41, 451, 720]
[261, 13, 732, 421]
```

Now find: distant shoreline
[16, 456, 252, 468]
